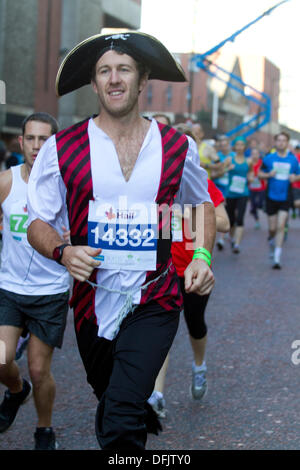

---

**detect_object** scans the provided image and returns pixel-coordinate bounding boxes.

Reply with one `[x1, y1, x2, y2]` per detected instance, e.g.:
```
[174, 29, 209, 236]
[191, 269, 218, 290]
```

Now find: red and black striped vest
[56, 118, 189, 332]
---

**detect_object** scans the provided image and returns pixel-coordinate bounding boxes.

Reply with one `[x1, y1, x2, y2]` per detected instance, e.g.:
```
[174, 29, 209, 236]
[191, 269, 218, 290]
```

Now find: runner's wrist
[52, 243, 71, 265]
[192, 247, 212, 267]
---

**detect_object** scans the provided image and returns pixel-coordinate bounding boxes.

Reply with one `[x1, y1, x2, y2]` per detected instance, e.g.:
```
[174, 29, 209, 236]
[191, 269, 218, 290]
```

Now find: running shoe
[15, 333, 30, 361]
[34, 427, 58, 450]
[216, 239, 224, 250]
[272, 262, 281, 270]
[268, 240, 275, 259]
[190, 363, 207, 400]
[232, 244, 240, 254]
[147, 391, 167, 419]
[0, 378, 32, 432]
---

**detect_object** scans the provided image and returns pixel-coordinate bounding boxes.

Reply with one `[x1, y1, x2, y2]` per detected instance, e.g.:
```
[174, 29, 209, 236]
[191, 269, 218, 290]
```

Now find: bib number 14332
[88, 200, 158, 271]
[90, 224, 156, 249]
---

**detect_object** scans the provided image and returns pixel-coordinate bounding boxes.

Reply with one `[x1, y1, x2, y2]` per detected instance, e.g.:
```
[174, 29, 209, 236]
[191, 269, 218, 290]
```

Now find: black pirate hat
[56, 31, 187, 97]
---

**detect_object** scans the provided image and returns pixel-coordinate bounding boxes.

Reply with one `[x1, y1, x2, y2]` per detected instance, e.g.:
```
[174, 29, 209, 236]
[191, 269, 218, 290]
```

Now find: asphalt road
[0, 210, 299, 450]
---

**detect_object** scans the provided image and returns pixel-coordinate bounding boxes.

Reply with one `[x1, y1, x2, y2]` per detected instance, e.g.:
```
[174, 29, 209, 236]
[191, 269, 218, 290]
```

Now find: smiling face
[91, 50, 148, 118]
[18, 120, 52, 169]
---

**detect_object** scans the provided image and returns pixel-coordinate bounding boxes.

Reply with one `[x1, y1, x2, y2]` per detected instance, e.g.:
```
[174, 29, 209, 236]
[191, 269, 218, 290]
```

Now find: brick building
[141, 50, 282, 148]
[140, 53, 208, 124]
[0, 0, 141, 144]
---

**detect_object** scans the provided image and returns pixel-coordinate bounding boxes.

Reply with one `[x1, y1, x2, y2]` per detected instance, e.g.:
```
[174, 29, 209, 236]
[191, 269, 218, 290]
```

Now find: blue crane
[190, 0, 290, 139]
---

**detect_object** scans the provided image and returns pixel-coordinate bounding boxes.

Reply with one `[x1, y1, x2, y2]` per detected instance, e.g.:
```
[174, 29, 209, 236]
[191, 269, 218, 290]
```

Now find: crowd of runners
[189, 125, 300, 270]
[0, 30, 299, 451]
[146, 119, 300, 419]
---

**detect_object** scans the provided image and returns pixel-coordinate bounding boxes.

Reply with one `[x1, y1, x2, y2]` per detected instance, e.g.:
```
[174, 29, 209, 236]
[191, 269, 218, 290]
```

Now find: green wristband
[192, 252, 211, 267]
[194, 247, 212, 260]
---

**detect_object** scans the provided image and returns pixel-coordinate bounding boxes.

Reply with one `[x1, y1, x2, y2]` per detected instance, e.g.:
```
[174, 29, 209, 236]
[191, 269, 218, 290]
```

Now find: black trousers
[179, 277, 209, 340]
[226, 196, 248, 227]
[75, 301, 180, 450]
[250, 190, 265, 220]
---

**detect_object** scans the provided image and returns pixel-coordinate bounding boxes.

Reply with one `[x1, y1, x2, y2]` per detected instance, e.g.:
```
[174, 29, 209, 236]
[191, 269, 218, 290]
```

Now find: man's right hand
[61, 246, 101, 282]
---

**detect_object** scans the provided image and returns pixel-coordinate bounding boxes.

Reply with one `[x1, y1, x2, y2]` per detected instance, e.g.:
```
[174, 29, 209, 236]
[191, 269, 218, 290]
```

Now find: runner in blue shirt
[259, 132, 300, 269]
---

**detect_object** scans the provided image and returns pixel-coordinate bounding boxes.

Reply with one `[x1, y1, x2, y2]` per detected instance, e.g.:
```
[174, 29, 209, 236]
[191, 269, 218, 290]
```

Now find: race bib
[171, 211, 183, 242]
[249, 177, 261, 190]
[88, 200, 158, 271]
[229, 175, 246, 194]
[273, 162, 291, 181]
[218, 173, 229, 186]
[9, 202, 29, 243]
[10, 214, 28, 234]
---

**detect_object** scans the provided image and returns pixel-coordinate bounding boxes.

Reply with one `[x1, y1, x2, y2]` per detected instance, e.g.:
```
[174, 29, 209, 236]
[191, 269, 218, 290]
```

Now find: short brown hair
[22, 112, 58, 136]
[274, 132, 290, 141]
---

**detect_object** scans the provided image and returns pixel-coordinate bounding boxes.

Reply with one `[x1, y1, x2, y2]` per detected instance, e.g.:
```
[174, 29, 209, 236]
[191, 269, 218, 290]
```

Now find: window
[166, 85, 172, 107]
[147, 85, 153, 105]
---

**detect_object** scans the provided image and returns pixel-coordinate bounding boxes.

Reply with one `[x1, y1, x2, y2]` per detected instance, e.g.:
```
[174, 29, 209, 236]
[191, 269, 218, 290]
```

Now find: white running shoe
[190, 363, 207, 401]
[147, 391, 167, 419]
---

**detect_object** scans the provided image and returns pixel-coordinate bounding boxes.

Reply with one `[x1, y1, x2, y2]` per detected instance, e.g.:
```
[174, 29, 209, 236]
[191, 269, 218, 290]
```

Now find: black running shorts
[265, 197, 290, 215]
[0, 288, 69, 348]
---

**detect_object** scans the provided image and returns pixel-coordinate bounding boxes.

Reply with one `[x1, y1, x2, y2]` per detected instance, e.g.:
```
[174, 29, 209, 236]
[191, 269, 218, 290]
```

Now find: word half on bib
[88, 200, 158, 271]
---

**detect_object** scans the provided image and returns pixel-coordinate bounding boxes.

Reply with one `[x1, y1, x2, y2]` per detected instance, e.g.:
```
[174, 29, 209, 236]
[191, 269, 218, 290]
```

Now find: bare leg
[189, 335, 207, 367]
[268, 214, 277, 240]
[27, 334, 55, 427]
[0, 326, 23, 393]
[294, 199, 300, 209]
[275, 211, 288, 248]
[234, 226, 244, 246]
[153, 353, 169, 394]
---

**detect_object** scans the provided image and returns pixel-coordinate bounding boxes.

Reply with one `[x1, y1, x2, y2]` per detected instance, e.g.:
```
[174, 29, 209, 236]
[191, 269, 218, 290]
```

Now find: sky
[141, 0, 299, 131]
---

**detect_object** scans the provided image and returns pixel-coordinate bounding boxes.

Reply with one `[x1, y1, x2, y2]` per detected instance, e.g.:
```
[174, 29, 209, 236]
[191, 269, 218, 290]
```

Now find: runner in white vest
[0, 113, 70, 450]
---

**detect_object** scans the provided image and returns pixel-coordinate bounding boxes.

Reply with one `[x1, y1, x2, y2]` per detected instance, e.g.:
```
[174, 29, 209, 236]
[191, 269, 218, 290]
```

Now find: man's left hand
[184, 258, 215, 296]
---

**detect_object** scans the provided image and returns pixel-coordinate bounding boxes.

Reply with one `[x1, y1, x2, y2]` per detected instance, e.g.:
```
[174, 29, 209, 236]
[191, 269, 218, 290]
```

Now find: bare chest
[114, 137, 145, 182]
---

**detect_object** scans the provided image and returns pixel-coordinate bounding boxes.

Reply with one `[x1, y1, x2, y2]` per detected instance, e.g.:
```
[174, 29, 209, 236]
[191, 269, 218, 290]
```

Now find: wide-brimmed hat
[56, 31, 187, 97]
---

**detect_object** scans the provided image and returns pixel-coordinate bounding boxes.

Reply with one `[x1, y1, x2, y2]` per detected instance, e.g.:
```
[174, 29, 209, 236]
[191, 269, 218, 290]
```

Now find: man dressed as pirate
[27, 30, 216, 449]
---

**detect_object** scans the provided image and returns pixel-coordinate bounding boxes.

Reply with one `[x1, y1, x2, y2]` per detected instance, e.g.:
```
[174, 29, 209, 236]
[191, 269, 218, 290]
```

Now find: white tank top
[0, 165, 70, 295]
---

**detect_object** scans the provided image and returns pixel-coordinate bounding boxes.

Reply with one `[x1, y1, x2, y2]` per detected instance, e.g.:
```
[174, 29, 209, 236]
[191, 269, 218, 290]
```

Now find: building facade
[141, 50, 283, 149]
[140, 53, 208, 124]
[0, 0, 141, 143]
